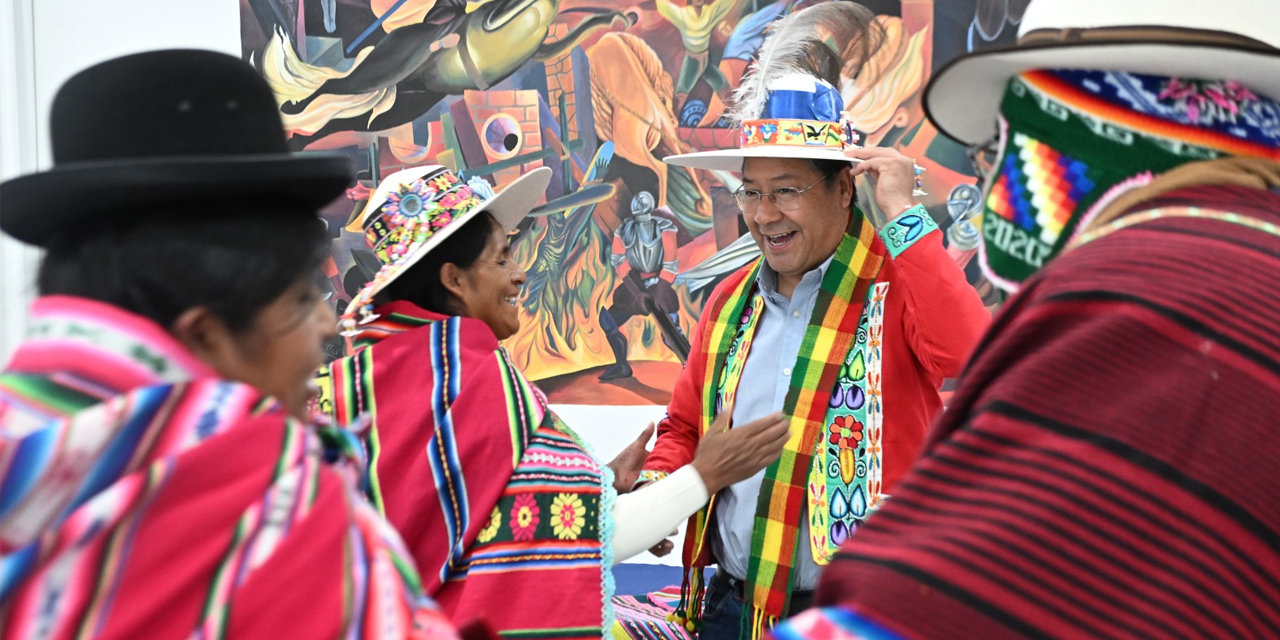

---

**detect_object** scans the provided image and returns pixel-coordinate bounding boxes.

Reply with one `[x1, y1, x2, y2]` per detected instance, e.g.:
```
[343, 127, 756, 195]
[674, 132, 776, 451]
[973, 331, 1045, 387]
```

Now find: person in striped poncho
[0, 50, 458, 639]
[772, 0, 1280, 638]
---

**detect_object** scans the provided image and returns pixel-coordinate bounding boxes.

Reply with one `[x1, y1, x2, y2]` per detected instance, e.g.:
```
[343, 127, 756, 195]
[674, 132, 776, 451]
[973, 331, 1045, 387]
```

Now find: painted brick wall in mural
[240, 0, 1024, 405]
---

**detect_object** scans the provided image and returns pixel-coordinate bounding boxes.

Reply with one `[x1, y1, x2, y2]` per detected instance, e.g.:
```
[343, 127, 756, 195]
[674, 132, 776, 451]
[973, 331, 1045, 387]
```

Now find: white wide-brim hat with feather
[343, 165, 550, 320]
[925, 0, 1280, 147]
[663, 3, 879, 173]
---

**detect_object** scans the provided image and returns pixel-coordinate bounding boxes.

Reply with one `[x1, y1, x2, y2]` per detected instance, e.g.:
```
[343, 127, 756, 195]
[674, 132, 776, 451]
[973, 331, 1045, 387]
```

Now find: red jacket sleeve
[879, 216, 990, 379]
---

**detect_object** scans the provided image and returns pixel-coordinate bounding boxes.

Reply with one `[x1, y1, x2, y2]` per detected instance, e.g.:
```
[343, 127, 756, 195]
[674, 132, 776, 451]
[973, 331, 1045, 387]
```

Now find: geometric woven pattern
[986, 132, 1095, 246]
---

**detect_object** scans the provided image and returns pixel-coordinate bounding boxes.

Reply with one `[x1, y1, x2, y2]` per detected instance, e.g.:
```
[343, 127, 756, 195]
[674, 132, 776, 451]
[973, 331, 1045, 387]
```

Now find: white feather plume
[727, 2, 884, 126]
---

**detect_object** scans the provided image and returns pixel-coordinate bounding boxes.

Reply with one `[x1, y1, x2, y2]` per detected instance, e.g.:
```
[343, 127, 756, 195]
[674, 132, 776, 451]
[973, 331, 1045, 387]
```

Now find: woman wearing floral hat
[0, 50, 456, 639]
[317, 164, 791, 640]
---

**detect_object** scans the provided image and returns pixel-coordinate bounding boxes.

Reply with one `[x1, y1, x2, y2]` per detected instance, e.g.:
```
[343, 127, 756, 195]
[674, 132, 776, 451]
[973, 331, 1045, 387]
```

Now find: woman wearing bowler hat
[0, 50, 457, 639]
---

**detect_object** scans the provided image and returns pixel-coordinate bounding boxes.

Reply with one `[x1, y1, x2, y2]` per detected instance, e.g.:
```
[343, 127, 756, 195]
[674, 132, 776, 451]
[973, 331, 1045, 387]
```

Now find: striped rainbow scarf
[677, 215, 886, 634]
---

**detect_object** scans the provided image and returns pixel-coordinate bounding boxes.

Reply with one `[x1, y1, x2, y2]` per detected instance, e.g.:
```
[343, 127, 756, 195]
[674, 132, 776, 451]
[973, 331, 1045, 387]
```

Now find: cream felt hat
[924, 0, 1280, 146]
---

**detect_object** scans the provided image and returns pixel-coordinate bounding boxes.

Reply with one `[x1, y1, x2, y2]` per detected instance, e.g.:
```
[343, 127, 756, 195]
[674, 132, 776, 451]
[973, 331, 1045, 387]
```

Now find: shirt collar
[756, 252, 837, 300]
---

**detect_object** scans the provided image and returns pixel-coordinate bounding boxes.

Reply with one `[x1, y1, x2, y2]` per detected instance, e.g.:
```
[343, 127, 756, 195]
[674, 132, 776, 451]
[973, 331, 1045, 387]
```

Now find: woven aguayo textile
[811, 182, 1280, 639]
[0, 296, 454, 640]
[317, 300, 617, 640]
[611, 587, 695, 640]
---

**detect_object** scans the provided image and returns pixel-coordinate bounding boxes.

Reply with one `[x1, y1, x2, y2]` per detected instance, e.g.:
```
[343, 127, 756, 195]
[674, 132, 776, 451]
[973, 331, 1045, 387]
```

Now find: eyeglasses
[966, 134, 1001, 185]
[732, 174, 830, 214]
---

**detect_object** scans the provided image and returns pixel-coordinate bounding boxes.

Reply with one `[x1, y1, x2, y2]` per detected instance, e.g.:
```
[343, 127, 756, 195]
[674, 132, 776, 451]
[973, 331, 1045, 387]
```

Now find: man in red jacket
[636, 5, 990, 639]
[767, 0, 1280, 638]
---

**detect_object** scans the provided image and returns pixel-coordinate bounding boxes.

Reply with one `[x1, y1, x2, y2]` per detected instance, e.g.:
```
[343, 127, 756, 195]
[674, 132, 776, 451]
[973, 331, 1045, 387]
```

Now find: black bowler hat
[0, 49, 353, 247]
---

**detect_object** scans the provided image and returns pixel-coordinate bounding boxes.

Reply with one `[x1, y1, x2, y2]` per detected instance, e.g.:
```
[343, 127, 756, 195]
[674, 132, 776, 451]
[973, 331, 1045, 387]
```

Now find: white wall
[0, 0, 241, 359]
[0, 0, 41, 360]
[555, 403, 683, 565]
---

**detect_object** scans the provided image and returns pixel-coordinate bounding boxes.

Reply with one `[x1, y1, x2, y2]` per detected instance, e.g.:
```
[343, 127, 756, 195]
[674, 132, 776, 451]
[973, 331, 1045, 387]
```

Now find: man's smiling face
[740, 156, 852, 293]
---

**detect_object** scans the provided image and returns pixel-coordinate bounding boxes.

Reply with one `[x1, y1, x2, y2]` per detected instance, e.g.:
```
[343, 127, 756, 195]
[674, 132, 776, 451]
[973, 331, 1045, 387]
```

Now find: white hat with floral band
[342, 165, 551, 327]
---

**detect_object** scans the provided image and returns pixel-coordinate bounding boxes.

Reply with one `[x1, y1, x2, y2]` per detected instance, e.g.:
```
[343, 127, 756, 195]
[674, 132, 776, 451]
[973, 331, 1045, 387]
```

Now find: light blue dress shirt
[712, 254, 834, 590]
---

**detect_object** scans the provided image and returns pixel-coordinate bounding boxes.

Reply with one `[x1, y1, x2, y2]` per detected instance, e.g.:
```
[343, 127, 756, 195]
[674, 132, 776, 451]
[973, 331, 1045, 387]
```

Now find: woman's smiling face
[450, 222, 526, 340]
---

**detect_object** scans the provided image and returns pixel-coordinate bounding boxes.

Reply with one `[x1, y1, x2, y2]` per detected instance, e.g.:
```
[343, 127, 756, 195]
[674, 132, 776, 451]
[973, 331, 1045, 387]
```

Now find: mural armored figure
[598, 191, 688, 381]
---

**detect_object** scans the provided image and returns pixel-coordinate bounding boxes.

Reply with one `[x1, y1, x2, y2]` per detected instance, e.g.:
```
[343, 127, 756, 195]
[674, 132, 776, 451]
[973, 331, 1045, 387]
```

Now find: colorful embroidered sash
[679, 216, 887, 633]
[805, 280, 890, 560]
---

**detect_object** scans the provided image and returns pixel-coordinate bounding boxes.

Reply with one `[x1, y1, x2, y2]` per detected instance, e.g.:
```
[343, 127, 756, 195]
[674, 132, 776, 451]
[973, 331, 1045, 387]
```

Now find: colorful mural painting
[239, 0, 1024, 405]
